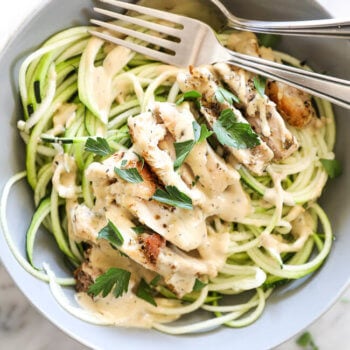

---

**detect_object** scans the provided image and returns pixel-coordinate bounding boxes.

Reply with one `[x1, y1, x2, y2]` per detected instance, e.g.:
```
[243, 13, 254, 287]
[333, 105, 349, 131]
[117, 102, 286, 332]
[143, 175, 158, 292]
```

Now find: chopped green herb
[88, 267, 131, 298]
[114, 167, 143, 183]
[193, 121, 213, 143]
[136, 278, 157, 306]
[193, 278, 207, 292]
[85, 137, 113, 157]
[98, 220, 124, 247]
[120, 159, 127, 168]
[150, 274, 162, 287]
[213, 109, 260, 149]
[296, 331, 318, 350]
[257, 33, 281, 48]
[320, 158, 342, 179]
[133, 152, 145, 169]
[132, 226, 147, 234]
[174, 139, 195, 170]
[176, 90, 202, 105]
[173, 121, 212, 170]
[152, 185, 193, 210]
[253, 76, 267, 97]
[215, 86, 239, 105]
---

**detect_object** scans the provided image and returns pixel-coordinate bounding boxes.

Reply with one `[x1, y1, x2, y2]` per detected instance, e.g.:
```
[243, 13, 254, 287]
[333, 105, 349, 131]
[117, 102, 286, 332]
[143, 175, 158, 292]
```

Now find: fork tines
[90, 0, 185, 60]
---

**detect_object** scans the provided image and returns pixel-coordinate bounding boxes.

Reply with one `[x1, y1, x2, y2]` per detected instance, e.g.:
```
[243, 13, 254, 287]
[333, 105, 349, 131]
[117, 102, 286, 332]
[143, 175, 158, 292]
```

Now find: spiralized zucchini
[1, 19, 337, 334]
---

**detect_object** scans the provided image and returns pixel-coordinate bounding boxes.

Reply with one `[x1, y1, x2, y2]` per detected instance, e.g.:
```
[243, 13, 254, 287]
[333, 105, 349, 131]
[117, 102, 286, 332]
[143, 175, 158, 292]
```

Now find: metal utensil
[91, 0, 350, 109]
[209, 0, 350, 38]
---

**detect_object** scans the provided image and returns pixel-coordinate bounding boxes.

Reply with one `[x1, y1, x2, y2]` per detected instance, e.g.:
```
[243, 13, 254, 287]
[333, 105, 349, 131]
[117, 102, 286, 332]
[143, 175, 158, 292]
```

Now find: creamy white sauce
[52, 153, 80, 198]
[261, 211, 314, 253]
[46, 103, 77, 136]
[76, 241, 179, 327]
[82, 37, 133, 122]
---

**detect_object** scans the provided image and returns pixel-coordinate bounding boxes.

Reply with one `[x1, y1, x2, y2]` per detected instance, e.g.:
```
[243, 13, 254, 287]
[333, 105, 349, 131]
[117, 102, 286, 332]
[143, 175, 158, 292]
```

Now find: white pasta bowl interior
[0, 0, 349, 349]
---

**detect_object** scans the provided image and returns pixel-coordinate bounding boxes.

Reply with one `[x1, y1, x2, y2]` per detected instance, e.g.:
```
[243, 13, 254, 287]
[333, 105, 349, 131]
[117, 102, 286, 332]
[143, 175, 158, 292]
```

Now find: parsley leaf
[257, 33, 281, 49]
[85, 137, 112, 156]
[215, 87, 239, 105]
[88, 268, 131, 298]
[296, 332, 318, 350]
[114, 167, 143, 183]
[193, 121, 213, 143]
[173, 140, 195, 170]
[173, 121, 212, 170]
[98, 220, 124, 247]
[150, 274, 162, 286]
[253, 76, 267, 97]
[152, 185, 193, 210]
[192, 278, 207, 292]
[176, 90, 202, 105]
[136, 278, 157, 306]
[132, 226, 147, 234]
[320, 159, 342, 179]
[213, 109, 260, 149]
[133, 152, 145, 169]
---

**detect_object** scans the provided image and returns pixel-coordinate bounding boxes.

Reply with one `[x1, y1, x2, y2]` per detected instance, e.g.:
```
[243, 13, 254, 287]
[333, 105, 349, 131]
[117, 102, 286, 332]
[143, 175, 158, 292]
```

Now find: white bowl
[0, 1, 349, 349]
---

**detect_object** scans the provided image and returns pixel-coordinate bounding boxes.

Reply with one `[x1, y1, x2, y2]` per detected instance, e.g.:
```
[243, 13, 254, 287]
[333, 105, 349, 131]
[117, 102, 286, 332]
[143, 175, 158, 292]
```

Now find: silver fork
[210, 0, 350, 38]
[90, 0, 350, 109]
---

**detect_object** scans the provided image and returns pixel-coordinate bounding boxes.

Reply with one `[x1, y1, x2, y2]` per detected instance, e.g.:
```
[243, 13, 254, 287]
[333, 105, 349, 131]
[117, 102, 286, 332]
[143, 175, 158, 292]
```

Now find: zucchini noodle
[1, 16, 337, 335]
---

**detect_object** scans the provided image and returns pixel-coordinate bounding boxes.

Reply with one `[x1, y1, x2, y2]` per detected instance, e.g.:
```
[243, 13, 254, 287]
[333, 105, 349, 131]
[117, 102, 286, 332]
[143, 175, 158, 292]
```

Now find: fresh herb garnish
[193, 121, 213, 143]
[296, 331, 318, 350]
[152, 185, 193, 210]
[320, 158, 342, 179]
[213, 109, 260, 149]
[192, 278, 207, 292]
[98, 220, 124, 247]
[132, 226, 147, 234]
[150, 274, 162, 287]
[176, 90, 202, 105]
[114, 167, 143, 183]
[136, 278, 157, 306]
[85, 137, 113, 157]
[253, 76, 267, 97]
[133, 152, 145, 169]
[173, 140, 195, 170]
[215, 86, 239, 105]
[173, 121, 212, 170]
[88, 267, 131, 298]
[257, 33, 281, 49]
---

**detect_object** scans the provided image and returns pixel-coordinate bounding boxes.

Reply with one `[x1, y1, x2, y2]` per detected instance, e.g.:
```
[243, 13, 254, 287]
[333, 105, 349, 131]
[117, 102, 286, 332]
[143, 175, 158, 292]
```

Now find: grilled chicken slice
[128, 111, 203, 205]
[68, 200, 226, 296]
[214, 63, 298, 159]
[177, 66, 274, 175]
[266, 81, 316, 128]
[153, 101, 251, 221]
[226, 31, 316, 128]
[82, 151, 207, 252]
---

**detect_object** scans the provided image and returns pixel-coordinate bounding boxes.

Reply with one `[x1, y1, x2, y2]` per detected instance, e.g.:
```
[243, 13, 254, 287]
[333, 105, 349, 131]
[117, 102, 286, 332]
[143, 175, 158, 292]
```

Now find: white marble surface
[0, 0, 349, 349]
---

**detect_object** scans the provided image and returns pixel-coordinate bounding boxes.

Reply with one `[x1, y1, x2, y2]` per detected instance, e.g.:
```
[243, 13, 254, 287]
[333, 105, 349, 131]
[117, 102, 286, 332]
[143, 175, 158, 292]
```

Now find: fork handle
[230, 18, 350, 38]
[225, 50, 350, 109]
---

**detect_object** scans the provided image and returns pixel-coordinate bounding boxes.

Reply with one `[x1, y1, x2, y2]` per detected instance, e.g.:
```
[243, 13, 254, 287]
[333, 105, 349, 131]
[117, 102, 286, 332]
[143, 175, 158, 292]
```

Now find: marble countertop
[0, 1, 349, 349]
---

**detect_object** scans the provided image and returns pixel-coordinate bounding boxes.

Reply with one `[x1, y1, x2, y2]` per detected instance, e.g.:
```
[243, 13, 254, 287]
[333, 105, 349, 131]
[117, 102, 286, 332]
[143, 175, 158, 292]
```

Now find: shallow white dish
[0, 0, 349, 349]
